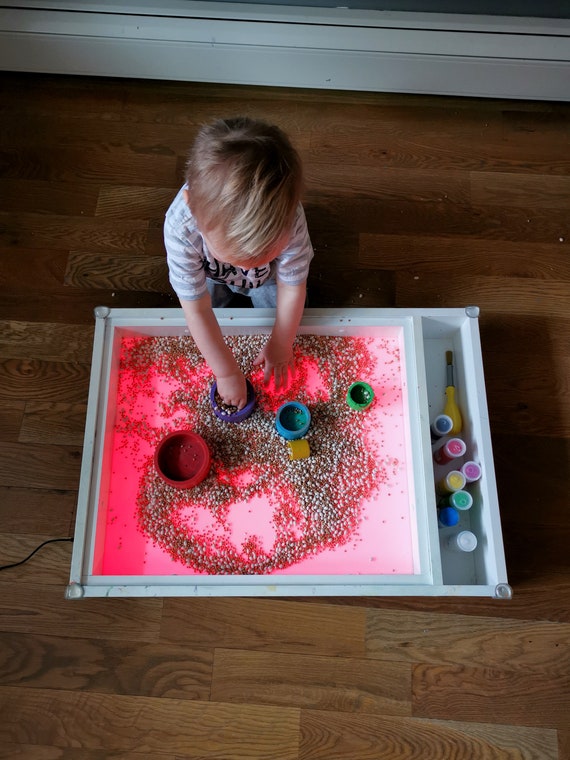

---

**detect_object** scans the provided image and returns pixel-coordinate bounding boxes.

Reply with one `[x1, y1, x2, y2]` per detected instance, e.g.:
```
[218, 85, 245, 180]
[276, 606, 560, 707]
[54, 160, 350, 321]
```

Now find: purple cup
[210, 379, 256, 423]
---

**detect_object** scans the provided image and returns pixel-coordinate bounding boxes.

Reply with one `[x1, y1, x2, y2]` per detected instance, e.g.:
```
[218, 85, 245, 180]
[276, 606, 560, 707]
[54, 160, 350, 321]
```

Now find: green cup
[347, 381, 374, 411]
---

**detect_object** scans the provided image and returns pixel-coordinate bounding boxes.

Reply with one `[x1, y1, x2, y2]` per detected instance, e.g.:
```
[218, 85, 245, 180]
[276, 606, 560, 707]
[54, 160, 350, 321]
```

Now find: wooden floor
[1, 72, 569, 760]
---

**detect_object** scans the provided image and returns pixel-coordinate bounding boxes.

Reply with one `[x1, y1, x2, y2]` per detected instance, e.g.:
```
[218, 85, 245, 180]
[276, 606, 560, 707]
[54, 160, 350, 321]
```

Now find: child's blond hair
[185, 117, 303, 264]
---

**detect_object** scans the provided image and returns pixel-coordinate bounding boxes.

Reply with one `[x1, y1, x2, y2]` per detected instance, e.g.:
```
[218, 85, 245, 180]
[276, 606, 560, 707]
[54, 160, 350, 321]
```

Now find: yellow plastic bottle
[443, 351, 463, 434]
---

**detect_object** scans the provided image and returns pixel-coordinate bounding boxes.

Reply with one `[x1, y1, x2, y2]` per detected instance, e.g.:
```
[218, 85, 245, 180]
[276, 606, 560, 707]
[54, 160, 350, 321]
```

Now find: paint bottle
[438, 506, 459, 528]
[433, 437, 467, 465]
[430, 414, 454, 441]
[447, 530, 478, 553]
[461, 460, 482, 483]
[437, 470, 466, 494]
[438, 490, 473, 511]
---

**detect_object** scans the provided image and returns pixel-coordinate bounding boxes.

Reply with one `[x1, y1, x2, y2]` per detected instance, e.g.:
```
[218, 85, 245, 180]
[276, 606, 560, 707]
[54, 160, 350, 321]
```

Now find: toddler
[164, 117, 314, 409]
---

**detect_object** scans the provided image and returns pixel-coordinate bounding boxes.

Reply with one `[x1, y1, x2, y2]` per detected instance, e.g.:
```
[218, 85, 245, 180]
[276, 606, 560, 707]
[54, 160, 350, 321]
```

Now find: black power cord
[0, 537, 73, 571]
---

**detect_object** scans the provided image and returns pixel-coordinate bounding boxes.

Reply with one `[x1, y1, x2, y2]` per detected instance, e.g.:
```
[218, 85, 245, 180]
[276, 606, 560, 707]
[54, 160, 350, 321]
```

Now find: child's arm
[180, 295, 248, 409]
[253, 279, 306, 388]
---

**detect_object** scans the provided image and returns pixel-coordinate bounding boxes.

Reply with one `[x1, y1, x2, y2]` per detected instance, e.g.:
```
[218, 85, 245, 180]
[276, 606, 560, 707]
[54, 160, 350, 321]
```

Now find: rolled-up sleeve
[275, 204, 314, 286]
[164, 191, 208, 302]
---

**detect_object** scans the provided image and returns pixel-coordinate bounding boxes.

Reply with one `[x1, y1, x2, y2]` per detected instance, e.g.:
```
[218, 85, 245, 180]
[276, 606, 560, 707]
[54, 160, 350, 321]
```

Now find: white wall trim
[1, 1, 569, 100]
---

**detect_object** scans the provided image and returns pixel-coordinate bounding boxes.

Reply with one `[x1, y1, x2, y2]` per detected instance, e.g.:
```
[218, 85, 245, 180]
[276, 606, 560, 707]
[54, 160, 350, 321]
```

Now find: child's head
[185, 117, 303, 266]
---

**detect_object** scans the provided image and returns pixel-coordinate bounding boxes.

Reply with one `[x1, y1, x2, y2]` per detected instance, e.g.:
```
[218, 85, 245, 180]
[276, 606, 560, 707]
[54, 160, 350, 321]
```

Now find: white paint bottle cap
[447, 530, 478, 553]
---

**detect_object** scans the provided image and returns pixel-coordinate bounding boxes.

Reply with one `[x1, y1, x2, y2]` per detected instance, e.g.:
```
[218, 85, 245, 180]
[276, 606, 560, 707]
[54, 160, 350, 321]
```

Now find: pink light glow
[96, 328, 418, 577]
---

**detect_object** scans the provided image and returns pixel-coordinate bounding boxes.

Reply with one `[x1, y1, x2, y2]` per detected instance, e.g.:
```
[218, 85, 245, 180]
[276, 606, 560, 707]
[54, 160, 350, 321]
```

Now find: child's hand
[216, 371, 248, 410]
[253, 340, 295, 390]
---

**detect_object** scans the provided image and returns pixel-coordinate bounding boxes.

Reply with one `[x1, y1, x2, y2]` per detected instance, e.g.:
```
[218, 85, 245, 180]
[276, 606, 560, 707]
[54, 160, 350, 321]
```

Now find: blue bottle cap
[438, 506, 459, 528]
[431, 414, 454, 437]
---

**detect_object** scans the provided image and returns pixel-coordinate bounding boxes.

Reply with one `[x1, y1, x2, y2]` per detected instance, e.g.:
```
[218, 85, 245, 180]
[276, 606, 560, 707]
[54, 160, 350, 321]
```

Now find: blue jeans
[207, 279, 277, 308]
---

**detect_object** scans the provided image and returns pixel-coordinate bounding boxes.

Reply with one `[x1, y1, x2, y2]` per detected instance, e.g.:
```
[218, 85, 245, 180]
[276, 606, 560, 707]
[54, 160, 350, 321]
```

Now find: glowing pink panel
[95, 328, 418, 576]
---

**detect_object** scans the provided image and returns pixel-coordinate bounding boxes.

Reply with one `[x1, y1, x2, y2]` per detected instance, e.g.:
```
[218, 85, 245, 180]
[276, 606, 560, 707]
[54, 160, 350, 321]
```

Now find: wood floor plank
[0, 686, 300, 760]
[0, 442, 81, 490]
[484, 351, 570, 407]
[412, 663, 570, 729]
[0, 535, 72, 584]
[359, 234, 570, 279]
[501, 523, 570, 582]
[395, 273, 570, 318]
[305, 164, 470, 204]
[471, 171, 570, 210]
[306, 114, 570, 174]
[116, 83, 548, 123]
[559, 729, 570, 760]
[483, 352, 570, 437]
[303, 212, 395, 307]
[0, 583, 163, 642]
[0, 282, 152, 332]
[0, 321, 94, 363]
[0, 114, 193, 160]
[0, 145, 178, 186]
[211, 648, 411, 715]
[0, 291, 177, 325]
[302, 216, 357, 249]
[0, 358, 90, 403]
[0, 399, 25, 442]
[299, 711, 559, 760]
[0, 745, 178, 760]
[161, 598, 367, 657]
[0, 73, 131, 118]
[0, 179, 99, 216]
[492, 435, 568, 525]
[143, 218, 180, 256]
[309, 266, 394, 308]
[307, 196, 569, 241]
[0, 213, 149, 252]
[486, 394, 570, 438]
[479, 315, 570, 362]
[0, 486, 76, 535]
[1, 248, 69, 295]
[65, 251, 170, 292]
[506, 544, 569, 592]
[496, 386, 568, 439]
[0, 632, 213, 701]
[95, 186, 177, 219]
[306, 572, 570, 625]
[19, 402, 87, 446]
[365, 608, 570, 674]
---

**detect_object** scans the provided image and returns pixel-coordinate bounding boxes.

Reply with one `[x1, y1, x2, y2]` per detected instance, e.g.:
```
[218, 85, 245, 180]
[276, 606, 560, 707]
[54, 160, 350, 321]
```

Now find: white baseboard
[1, 1, 569, 100]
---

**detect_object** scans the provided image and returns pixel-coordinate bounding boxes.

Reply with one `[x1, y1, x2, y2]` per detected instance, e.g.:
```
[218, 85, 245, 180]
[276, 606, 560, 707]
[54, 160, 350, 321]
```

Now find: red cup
[154, 430, 211, 489]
